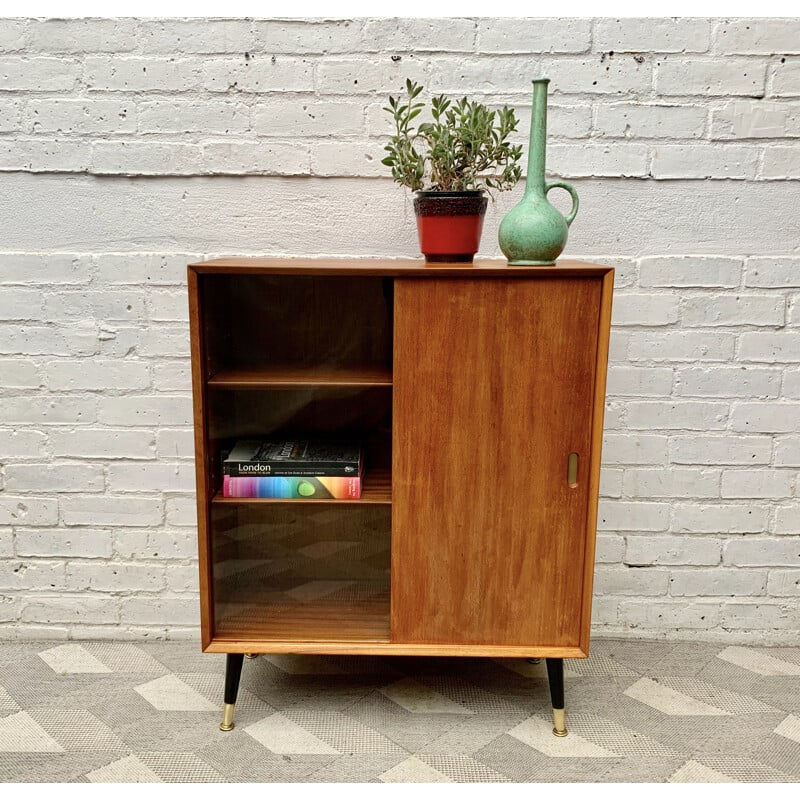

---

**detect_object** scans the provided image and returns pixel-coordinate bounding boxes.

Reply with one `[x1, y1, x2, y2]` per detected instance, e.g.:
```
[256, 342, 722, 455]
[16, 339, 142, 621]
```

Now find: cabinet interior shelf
[207, 366, 393, 389]
[212, 468, 392, 505]
[213, 594, 391, 643]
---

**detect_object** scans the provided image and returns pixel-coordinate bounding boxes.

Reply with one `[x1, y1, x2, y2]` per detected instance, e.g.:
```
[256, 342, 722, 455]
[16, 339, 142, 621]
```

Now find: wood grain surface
[189, 257, 610, 279]
[188, 267, 214, 648]
[578, 268, 615, 653]
[214, 594, 391, 642]
[392, 277, 603, 647]
[207, 365, 393, 388]
[204, 640, 588, 658]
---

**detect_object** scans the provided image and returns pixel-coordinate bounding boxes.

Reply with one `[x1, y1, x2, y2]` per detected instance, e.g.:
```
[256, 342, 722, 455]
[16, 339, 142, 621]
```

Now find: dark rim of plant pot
[413, 191, 488, 217]
[424, 254, 476, 263]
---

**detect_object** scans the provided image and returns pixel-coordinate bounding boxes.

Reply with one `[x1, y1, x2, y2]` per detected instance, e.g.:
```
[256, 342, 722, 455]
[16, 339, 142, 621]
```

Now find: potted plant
[382, 79, 523, 263]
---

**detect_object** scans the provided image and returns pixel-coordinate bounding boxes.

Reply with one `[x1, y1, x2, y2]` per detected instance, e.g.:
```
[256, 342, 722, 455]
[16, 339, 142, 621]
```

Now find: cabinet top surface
[189, 257, 613, 278]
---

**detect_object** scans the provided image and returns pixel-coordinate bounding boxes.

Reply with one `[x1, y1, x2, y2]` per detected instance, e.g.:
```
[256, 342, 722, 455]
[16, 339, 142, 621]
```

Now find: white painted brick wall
[676, 366, 781, 398]
[713, 19, 800, 54]
[651, 144, 760, 179]
[593, 103, 708, 139]
[768, 570, 800, 595]
[772, 61, 800, 97]
[669, 435, 773, 465]
[775, 436, 800, 466]
[672, 504, 769, 534]
[625, 536, 721, 566]
[0, 17, 799, 645]
[762, 146, 800, 179]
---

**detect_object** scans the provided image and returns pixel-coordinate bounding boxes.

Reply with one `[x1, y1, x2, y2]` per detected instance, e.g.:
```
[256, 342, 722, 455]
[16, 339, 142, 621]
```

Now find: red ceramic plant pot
[413, 191, 489, 263]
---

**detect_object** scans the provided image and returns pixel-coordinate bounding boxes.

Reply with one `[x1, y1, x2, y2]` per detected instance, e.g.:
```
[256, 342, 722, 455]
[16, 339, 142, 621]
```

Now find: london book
[223, 474, 362, 500]
[222, 439, 363, 477]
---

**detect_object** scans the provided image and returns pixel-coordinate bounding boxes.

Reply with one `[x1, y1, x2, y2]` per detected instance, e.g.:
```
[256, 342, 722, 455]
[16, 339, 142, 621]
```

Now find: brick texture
[0, 17, 798, 646]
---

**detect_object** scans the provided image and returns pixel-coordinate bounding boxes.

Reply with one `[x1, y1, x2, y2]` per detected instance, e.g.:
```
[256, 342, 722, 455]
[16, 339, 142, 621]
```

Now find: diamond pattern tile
[420, 754, 512, 782]
[410, 675, 527, 714]
[28, 709, 127, 751]
[774, 714, 800, 744]
[87, 755, 161, 783]
[694, 755, 797, 782]
[134, 675, 217, 711]
[624, 677, 731, 716]
[0, 685, 21, 717]
[136, 752, 224, 782]
[508, 714, 619, 757]
[0, 639, 797, 782]
[379, 756, 452, 783]
[38, 644, 112, 674]
[82, 643, 170, 674]
[656, 677, 779, 714]
[244, 713, 340, 754]
[0, 712, 64, 753]
[281, 709, 406, 755]
[380, 678, 475, 714]
[668, 760, 732, 782]
[717, 646, 800, 676]
[566, 713, 678, 758]
[565, 654, 641, 678]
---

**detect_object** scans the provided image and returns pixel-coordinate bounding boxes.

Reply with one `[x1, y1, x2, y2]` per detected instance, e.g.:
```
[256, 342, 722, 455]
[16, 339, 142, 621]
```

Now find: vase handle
[545, 181, 579, 227]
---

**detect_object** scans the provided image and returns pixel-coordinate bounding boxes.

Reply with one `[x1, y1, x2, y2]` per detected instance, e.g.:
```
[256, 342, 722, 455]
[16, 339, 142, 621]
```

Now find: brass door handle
[567, 453, 578, 488]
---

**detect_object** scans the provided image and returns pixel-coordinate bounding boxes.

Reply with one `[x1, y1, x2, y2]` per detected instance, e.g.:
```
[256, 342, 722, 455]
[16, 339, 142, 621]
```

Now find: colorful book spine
[223, 475, 362, 500]
[223, 465, 359, 477]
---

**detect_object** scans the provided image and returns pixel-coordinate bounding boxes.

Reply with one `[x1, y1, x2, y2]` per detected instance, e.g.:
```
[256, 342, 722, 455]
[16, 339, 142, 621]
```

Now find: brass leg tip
[219, 703, 235, 732]
[527, 658, 541, 664]
[552, 708, 567, 737]
[244, 653, 257, 659]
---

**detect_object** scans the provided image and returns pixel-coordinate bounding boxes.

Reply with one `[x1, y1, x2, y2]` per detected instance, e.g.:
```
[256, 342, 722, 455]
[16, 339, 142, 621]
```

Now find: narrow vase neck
[525, 79, 549, 197]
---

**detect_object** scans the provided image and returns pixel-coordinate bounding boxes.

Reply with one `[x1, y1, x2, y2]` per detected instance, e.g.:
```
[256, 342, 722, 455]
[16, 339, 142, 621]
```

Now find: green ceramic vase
[499, 78, 579, 265]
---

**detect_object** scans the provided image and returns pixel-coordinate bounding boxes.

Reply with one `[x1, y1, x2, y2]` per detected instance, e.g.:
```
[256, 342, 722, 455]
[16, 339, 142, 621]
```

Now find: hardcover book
[223, 474, 362, 500]
[222, 439, 363, 477]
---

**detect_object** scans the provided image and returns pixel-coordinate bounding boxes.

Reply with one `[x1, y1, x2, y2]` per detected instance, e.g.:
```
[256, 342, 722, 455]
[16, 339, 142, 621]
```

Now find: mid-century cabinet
[188, 258, 614, 736]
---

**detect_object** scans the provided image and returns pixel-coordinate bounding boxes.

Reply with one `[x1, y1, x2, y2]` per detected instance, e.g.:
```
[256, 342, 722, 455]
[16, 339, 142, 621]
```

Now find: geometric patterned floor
[1, 639, 799, 782]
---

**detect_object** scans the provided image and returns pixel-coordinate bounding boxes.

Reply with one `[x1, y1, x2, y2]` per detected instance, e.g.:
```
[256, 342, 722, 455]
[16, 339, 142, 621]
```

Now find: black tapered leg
[219, 653, 245, 731]
[545, 657, 567, 737]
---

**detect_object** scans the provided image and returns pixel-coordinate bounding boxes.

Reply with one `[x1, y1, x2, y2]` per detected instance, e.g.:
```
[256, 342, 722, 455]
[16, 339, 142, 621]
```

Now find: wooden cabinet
[188, 258, 614, 734]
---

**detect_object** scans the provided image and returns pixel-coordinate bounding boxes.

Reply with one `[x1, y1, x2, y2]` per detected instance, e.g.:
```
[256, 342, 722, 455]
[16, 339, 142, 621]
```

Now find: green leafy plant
[382, 79, 523, 194]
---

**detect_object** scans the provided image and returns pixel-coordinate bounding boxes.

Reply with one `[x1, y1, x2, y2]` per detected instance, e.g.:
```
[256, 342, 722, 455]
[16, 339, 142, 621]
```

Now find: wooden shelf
[212, 468, 392, 505]
[213, 593, 390, 643]
[207, 366, 393, 389]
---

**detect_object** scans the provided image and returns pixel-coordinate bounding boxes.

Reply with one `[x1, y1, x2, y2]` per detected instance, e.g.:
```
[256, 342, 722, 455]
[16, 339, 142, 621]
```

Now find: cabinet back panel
[202, 274, 393, 374]
[392, 277, 602, 647]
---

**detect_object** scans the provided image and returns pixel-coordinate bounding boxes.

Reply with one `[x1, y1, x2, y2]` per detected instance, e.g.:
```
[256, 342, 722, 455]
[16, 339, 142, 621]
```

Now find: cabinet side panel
[392, 277, 602, 647]
[579, 268, 615, 653]
[188, 268, 214, 648]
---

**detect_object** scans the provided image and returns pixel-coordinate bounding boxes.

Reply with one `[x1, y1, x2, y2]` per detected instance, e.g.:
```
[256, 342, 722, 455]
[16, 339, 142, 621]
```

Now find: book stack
[222, 439, 363, 500]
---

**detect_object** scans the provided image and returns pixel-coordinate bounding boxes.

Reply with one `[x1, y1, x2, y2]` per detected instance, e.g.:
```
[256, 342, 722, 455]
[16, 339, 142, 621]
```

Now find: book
[223, 474, 362, 500]
[222, 439, 363, 477]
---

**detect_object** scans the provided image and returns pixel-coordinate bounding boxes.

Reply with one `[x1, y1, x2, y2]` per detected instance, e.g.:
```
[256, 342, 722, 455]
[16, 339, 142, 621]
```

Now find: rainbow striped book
[223, 474, 362, 500]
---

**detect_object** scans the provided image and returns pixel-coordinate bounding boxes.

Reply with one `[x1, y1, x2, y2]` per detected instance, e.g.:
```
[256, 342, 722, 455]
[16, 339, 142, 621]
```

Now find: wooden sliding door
[391, 277, 603, 647]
